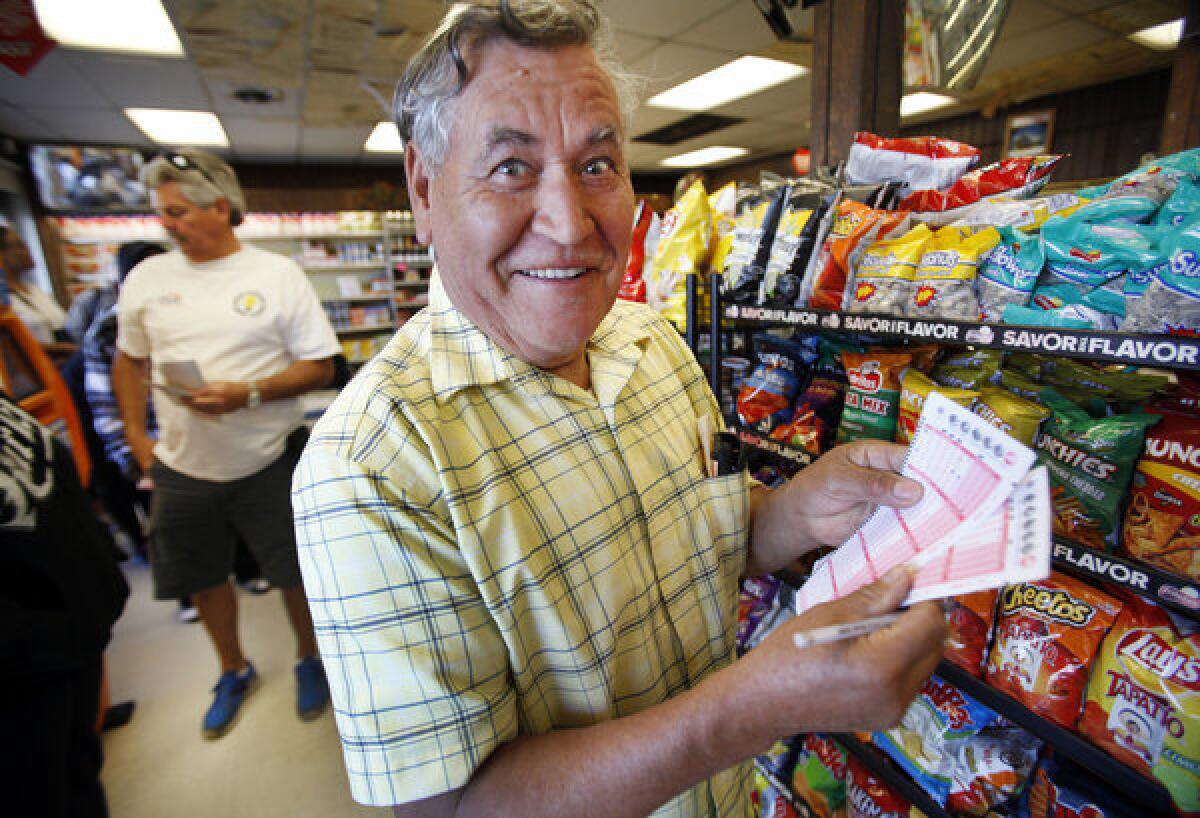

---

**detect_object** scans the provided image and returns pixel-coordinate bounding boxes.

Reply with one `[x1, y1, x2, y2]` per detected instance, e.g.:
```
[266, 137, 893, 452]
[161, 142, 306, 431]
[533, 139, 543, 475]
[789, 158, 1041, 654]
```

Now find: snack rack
[699, 274, 1200, 816]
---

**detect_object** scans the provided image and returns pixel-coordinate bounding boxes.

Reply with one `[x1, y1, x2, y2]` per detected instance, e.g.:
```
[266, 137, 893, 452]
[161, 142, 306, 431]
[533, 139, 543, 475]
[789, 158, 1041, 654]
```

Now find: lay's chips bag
[647, 180, 710, 330]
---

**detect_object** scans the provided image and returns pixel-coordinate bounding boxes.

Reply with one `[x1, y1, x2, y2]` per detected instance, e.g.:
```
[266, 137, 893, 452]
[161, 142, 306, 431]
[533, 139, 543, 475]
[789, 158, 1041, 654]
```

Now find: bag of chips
[1123, 409, 1200, 581]
[951, 193, 1089, 232]
[972, 387, 1050, 448]
[736, 337, 818, 431]
[1122, 222, 1200, 335]
[945, 590, 1000, 677]
[617, 201, 655, 302]
[907, 225, 999, 320]
[899, 155, 1064, 215]
[753, 769, 799, 818]
[792, 735, 849, 818]
[762, 188, 836, 307]
[896, 369, 979, 444]
[978, 226, 1045, 323]
[1023, 756, 1142, 818]
[986, 572, 1123, 727]
[1078, 595, 1199, 818]
[806, 201, 908, 311]
[837, 351, 912, 443]
[646, 179, 710, 330]
[931, 348, 1001, 390]
[947, 728, 1042, 816]
[998, 369, 1045, 403]
[844, 132, 980, 196]
[845, 754, 910, 818]
[723, 183, 789, 305]
[1036, 389, 1160, 549]
[845, 223, 934, 314]
[1155, 178, 1200, 229]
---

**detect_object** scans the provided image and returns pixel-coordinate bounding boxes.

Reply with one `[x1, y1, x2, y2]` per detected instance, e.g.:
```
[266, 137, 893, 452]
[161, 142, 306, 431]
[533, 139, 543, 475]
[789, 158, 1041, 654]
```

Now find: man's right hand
[733, 567, 947, 740]
[130, 434, 156, 475]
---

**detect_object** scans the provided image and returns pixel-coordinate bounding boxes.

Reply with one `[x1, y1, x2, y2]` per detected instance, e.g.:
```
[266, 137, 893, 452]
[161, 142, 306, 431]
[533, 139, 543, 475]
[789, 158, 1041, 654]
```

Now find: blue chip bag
[977, 226, 1044, 322]
[736, 335, 819, 431]
[1123, 222, 1200, 334]
[1155, 177, 1200, 229]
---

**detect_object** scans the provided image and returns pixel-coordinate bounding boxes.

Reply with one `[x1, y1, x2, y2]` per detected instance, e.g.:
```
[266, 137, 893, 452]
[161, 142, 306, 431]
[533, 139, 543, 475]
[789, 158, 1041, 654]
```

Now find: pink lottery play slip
[794, 392, 1050, 613]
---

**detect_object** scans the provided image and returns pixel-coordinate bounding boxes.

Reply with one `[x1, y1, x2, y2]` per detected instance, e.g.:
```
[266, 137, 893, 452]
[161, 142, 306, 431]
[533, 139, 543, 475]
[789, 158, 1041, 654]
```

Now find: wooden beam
[1161, 4, 1200, 154]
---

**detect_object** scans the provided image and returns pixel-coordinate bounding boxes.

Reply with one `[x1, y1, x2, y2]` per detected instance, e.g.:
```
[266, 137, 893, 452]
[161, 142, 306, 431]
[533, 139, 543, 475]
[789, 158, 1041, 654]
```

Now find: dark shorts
[148, 443, 303, 600]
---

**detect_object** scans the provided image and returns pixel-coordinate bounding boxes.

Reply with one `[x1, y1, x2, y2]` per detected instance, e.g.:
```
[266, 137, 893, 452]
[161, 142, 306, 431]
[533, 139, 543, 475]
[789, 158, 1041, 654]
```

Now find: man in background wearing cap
[112, 148, 340, 738]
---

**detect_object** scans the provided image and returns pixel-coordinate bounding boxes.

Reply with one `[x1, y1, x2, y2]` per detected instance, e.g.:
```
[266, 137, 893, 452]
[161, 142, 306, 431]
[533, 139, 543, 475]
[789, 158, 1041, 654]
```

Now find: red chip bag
[617, 201, 653, 302]
[845, 755, 909, 818]
[985, 572, 1123, 727]
[1079, 595, 1199, 818]
[899, 155, 1064, 213]
[808, 202, 908, 311]
[945, 590, 999, 678]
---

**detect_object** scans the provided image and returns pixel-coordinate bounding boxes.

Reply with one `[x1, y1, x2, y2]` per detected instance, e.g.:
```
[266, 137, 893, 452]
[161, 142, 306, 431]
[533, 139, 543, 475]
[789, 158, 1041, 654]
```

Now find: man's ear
[213, 197, 232, 223]
[405, 143, 434, 247]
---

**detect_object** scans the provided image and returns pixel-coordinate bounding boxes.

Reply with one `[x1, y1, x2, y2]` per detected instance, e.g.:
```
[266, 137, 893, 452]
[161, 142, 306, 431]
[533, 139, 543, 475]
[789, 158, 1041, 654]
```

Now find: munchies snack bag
[1078, 595, 1199, 818]
[985, 572, 1123, 727]
[1123, 409, 1200, 581]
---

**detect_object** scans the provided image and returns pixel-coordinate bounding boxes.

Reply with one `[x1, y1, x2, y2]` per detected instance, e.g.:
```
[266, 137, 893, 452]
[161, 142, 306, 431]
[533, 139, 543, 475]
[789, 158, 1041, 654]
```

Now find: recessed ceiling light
[124, 109, 228, 146]
[1129, 18, 1184, 51]
[660, 146, 749, 168]
[365, 122, 405, 153]
[33, 0, 184, 57]
[647, 57, 808, 112]
[901, 92, 958, 119]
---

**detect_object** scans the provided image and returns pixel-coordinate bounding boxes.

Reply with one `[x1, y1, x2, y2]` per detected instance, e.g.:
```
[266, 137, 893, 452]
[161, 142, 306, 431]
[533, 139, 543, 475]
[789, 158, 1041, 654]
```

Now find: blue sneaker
[202, 663, 257, 738]
[295, 656, 329, 720]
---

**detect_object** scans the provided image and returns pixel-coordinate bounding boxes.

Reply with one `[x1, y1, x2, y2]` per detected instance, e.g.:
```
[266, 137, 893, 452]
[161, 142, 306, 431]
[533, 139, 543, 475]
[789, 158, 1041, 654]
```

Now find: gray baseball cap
[140, 148, 246, 226]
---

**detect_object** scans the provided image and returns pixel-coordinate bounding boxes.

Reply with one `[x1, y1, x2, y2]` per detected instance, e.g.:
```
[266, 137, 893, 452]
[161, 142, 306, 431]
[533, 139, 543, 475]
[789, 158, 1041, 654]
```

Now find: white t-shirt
[10, 283, 67, 344]
[116, 245, 340, 481]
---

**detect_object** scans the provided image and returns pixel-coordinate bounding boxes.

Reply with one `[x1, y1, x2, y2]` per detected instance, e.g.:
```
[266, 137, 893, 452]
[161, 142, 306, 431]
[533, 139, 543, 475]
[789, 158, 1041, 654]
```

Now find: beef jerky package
[722, 182, 789, 305]
[762, 186, 836, 308]
[1078, 595, 1199, 818]
[845, 223, 934, 314]
[837, 351, 912, 443]
[1123, 409, 1200, 581]
[1036, 388, 1159, 549]
[908, 225, 999, 320]
[985, 572, 1123, 728]
[978, 226, 1044, 323]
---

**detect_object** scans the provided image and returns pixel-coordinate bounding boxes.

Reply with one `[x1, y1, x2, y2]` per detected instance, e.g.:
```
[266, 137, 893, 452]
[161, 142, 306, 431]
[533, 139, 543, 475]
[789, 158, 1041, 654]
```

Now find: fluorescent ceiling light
[125, 109, 228, 146]
[1129, 18, 1184, 51]
[660, 146, 749, 168]
[365, 122, 405, 153]
[34, 0, 184, 57]
[901, 92, 957, 119]
[647, 56, 808, 111]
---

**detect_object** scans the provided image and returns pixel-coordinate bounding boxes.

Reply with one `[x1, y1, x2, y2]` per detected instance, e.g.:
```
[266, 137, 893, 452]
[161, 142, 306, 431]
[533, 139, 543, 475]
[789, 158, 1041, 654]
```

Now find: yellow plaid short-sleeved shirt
[292, 275, 752, 816]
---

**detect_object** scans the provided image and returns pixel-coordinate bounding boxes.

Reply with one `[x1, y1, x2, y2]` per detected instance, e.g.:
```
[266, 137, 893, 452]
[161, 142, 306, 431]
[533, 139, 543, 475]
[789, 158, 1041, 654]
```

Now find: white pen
[792, 612, 903, 649]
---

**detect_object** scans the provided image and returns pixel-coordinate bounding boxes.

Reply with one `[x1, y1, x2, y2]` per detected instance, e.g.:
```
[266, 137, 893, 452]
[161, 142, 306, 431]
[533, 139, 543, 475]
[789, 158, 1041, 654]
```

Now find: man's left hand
[181, 381, 250, 415]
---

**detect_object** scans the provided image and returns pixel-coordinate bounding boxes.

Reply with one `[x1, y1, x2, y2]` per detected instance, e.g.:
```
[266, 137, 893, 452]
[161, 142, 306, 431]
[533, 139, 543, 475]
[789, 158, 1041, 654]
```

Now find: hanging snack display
[1123, 409, 1200, 581]
[1078, 595, 1200, 817]
[985, 572, 1123, 728]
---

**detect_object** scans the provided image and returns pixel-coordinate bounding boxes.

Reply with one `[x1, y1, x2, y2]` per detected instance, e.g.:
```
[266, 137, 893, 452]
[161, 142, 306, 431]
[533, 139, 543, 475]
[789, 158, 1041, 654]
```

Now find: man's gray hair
[140, 149, 247, 227]
[394, 0, 639, 172]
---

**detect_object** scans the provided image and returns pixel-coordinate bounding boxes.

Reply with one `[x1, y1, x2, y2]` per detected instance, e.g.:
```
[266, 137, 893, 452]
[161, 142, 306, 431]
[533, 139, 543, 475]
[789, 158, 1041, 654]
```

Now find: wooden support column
[1161, 3, 1200, 155]
[809, 0, 904, 170]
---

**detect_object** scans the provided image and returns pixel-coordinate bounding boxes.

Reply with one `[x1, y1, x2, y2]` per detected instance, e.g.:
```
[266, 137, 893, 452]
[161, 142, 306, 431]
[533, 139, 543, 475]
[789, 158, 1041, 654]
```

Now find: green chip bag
[1036, 388, 1159, 550]
[837, 351, 911, 443]
[792, 735, 848, 818]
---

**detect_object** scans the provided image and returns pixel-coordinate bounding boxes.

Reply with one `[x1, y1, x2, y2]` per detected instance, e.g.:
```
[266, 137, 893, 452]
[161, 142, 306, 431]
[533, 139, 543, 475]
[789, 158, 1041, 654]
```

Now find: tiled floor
[101, 563, 383, 817]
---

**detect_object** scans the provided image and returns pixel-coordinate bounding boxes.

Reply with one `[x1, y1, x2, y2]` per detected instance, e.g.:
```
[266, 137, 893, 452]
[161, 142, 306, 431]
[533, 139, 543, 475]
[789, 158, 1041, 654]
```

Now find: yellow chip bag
[971, 386, 1050, 448]
[907, 225, 1000, 320]
[647, 180, 710, 330]
[896, 369, 979, 443]
[846, 223, 933, 314]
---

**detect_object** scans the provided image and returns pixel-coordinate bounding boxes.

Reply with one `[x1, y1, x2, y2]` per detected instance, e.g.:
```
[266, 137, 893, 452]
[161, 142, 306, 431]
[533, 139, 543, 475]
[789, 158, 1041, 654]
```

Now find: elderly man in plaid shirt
[292, 2, 947, 817]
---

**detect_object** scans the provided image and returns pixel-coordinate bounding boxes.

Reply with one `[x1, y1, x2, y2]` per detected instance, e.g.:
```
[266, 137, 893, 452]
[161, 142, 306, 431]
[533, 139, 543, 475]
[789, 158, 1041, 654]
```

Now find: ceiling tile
[613, 31, 660, 66]
[23, 107, 150, 146]
[710, 78, 811, 120]
[300, 124, 374, 160]
[377, 0, 450, 34]
[0, 50, 103, 108]
[1002, 1, 1067, 37]
[629, 106, 696, 139]
[674, 1, 781, 54]
[222, 116, 300, 158]
[983, 19, 1113, 74]
[204, 77, 301, 118]
[0, 104, 63, 141]
[631, 41, 741, 99]
[65, 53, 211, 109]
[1043, 0, 1126, 13]
[603, 0, 733, 39]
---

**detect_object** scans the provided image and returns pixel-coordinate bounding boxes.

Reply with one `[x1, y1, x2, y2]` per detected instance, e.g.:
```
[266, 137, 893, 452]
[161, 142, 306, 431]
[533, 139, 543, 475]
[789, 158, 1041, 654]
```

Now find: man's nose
[531, 167, 594, 246]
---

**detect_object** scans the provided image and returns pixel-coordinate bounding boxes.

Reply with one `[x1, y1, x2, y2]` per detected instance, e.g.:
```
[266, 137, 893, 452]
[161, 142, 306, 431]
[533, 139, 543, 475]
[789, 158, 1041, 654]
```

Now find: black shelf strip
[1052, 537, 1200, 621]
[722, 304, 1200, 371]
[835, 735, 952, 818]
[752, 758, 815, 818]
[936, 661, 1176, 815]
[733, 425, 816, 469]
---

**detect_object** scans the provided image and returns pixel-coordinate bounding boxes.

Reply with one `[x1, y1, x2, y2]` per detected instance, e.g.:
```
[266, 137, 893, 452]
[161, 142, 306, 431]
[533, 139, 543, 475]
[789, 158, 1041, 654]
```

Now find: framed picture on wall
[1004, 110, 1055, 158]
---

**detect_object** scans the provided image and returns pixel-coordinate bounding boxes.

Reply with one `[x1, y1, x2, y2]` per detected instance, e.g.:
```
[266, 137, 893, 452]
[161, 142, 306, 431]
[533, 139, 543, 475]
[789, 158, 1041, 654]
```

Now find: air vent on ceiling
[633, 114, 744, 146]
[232, 87, 282, 105]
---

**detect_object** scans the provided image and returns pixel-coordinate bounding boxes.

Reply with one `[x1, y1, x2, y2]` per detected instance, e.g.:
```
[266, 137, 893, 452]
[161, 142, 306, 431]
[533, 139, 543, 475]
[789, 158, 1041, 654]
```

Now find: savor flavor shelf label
[723, 306, 1200, 369]
[1052, 539, 1200, 618]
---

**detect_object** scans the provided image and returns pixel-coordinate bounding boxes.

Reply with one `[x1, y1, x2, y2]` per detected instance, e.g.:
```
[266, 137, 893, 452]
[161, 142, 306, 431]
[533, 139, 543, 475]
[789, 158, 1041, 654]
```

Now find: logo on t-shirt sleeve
[233, 291, 266, 316]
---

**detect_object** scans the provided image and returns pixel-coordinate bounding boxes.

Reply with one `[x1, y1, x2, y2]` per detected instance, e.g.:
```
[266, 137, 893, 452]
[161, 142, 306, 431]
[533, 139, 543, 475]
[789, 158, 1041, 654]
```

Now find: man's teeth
[519, 267, 586, 280]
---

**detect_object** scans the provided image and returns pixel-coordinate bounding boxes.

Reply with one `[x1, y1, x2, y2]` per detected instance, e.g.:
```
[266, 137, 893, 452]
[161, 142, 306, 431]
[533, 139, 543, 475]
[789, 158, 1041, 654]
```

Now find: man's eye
[494, 159, 529, 177]
[583, 158, 617, 176]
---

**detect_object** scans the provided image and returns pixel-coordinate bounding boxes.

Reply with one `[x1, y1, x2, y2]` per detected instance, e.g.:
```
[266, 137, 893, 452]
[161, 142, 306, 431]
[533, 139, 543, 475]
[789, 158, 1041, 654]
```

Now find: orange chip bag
[945, 590, 999, 678]
[808, 201, 908, 311]
[1079, 596, 1200, 818]
[1123, 409, 1200, 581]
[985, 573, 1123, 727]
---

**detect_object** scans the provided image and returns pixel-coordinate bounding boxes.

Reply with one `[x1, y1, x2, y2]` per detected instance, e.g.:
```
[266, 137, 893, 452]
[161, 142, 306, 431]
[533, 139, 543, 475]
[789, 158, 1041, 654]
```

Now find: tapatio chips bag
[1078, 595, 1200, 818]
[985, 572, 1123, 727]
[647, 180, 710, 330]
[845, 223, 933, 314]
[1036, 389, 1159, 549]
[1123, 409, 1200, 581]
[908, 225, 999, 320]
[837, 351, 911, 443]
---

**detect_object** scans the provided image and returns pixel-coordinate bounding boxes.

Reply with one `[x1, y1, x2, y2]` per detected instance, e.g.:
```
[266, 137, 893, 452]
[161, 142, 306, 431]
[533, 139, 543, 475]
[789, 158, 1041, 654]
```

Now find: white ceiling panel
[613, 30, 660, 66]
[66, 53, 211, 109]
[1044, 0, 1126, 13]
[674, 1, 781, 55]
[222, 116, 300, 159]
[984, 19, 1112, 74]
[603, 0, 734, 39]
[204, 77, 302, 118]
[1002, 2, 1068, 36]
[300, 124, 374, 159]
[711, 78, 811, 120]
[22, 107, 150, 147]
[0, 50, 103, 108]
[0, 104, 62, 141]
[628, 106, 694, 139]
[631, 41, 740, 99]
